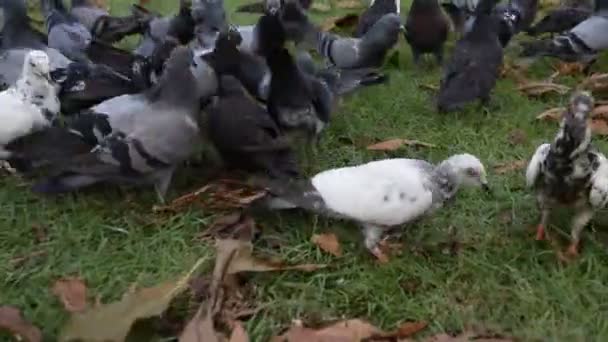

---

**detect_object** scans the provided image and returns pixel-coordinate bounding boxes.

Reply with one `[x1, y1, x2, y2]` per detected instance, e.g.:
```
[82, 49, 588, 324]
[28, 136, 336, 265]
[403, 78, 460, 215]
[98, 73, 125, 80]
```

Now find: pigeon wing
[526, 143, 550, 188]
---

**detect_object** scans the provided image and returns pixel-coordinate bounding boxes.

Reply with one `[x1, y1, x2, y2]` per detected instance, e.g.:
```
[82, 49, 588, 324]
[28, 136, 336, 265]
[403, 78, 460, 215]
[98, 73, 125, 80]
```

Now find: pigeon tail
[248, 176, 327, 212]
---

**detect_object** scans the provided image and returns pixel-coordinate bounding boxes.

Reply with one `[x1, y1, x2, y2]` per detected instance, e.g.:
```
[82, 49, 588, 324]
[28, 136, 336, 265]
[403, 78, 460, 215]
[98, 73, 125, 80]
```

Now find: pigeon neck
[433, 160, 462, 201]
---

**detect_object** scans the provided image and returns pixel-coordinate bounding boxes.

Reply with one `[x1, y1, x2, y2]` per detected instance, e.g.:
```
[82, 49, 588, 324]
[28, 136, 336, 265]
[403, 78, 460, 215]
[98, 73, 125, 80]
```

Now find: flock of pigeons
[0, 0, 608, 260]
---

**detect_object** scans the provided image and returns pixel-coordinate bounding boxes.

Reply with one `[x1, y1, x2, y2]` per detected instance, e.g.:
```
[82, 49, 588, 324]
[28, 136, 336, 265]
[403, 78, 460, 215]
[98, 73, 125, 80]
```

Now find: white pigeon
[0, 50, 60, 159]
[526, 91, 608, 259]
[254, 153, 489, 260]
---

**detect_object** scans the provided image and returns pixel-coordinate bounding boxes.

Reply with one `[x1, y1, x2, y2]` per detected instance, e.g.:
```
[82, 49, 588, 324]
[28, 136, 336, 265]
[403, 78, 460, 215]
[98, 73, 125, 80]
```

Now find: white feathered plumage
[0, 50, 60, 159]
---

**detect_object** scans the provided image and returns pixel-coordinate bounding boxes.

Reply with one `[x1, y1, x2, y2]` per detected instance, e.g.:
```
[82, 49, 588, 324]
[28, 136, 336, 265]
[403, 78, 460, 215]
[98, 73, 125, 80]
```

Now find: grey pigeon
[527, 7, 590, 36]
[440, 0, 479, 34]
[31, 47, 203, 202]
[526, 92, 608, 258]
[191, 0, 227, 49]
[404, 0, 449, 65]
[0, 50, 60, 159]
[437, 0, 503, 112]
[41, 0, 93, 62]
[235, 0, 313, 13]
[207, 76, 299, 178]
[280, 1, 402, 69]
[521, 1, 608, 64]
[251, 154, 489, 260]
[70, 0, 152, 43]
[355, 0, 400, 37]
[1, 0, 48, 50]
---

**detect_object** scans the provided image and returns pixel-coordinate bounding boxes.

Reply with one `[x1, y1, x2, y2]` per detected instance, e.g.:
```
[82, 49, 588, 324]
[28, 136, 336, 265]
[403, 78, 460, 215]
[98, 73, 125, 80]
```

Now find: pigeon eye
[466, 168, 479, 177]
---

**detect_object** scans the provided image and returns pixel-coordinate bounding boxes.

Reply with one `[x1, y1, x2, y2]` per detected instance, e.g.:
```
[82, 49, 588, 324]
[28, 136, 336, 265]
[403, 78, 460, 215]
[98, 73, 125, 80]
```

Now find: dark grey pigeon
[280, 1, 402, 69]
[440, 0, 478, 34]
[355, 0, 399, 37]
[70, 0, 152, 43]
[207, 76, 299, 178]
[235, 0, 312, 13]
[1, 0, 48, 50]
[526, 6, 590, 36]
[191, 0, 227, 49]
[526, 92, 608, 259]
[41, 0, 92, 62]
[437, 0, 503, 112]
[521, 2, 608, 64]
[404, 0, 449, 65]
[256, 13, 332, 147]
[31, 47, 203, 202]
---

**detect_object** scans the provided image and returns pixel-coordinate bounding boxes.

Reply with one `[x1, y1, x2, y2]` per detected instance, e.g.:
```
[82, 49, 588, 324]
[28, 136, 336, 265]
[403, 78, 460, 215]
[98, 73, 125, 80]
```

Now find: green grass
[3, 0, 608, 340]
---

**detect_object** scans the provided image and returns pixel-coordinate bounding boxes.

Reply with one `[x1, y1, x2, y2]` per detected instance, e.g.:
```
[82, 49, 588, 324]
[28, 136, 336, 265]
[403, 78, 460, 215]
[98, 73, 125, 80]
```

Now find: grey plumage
[526, 92, 608, 257]
[41, 0, 92, 62]
[355, 0, 399, 37]
[32, 47, 203, 202]
[191, 0, 227, 49]
[1, 0, 48, 50]
[437, 0, 503, 112]
[526, 6, 591, 36]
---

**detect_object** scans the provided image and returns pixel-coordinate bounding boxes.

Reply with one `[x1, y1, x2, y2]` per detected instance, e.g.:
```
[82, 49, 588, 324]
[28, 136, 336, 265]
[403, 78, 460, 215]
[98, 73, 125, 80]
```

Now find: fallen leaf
[394, 321, 428, 338]
[52, 277, 88, 313]
[507, 129, 527, 145]
[367, 138, 436, 151]
[536, 107, 564, 121]
[591, 120, 608, 135]
[335, 0, 362, 8]
[518, 81, 570, 96]
[553, 62, 585, 76]
[580, 73, 608, 94]
[221, 239, 327, 274]
[229, 322, 249, 342]
[198, 212, 257, 242]
[310, 2, 331, 11]
[60, 258, 204, 342]
[273, 319, 382, 341]
[9, 250, 47, 268]
[493, 160, 527, 174]
[592, 105, 608, 119]
[31, 223, 48, 243]
[0, 306, 42, 342]
[179, 305, 222, 342]
[311, 233, 342, 257]
[425, 329, 516, 341]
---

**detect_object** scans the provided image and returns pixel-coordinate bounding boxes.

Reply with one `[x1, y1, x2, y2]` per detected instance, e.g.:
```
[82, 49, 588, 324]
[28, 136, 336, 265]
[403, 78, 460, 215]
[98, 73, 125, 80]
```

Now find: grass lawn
[3, 0, 608, 340]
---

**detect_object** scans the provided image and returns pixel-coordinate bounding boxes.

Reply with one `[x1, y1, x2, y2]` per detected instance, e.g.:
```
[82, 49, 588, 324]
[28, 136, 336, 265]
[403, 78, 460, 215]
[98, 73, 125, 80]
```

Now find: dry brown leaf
[507, 129, 528, 145]
[580, 73, 608, 93]
[425, 330, 516, 341]
[0, 306, 42, 342]
[179, 305, 222, 342]
[394, 321, 428, 338]
[229, 322, 249, 342]
[199, 212, 257, 242]
[59, 258, 204, 342]
[221, 239, 327, 274]
[518, 81, 570, 96]
[273, 319, 382, 341]
[311, 233, 342, 257]
[536, 107, 564, 121]
[335, 0, 363, 8]
[310, 2, 331, 11]
[553, 62, 585, 76]
[592, 105, 608, 119]
[367, 138, 436, 151]
[591, 120, 608, 135]
[493, 160, 527, 174]
[52, 277, 88, 313]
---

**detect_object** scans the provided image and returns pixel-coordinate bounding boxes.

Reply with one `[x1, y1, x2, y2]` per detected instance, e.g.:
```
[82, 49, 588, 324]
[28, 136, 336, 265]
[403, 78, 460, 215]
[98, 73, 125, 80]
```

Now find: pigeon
[70, 0, 152, 43]
[134, 0, 196, 59]
[436, 0, 503, 112]
[236, 0, 313, 13]
[207, 76, 299, 178]
[526, 6, 591, 36]
[191, 0, 228, 49]
[440, 0, 479, 34]
[41, 0, 93, 62]
[404, 0, 449, 64]
[199, 27, 270, 101]
[252, 153, 489, 260]
[526, 91, 608, 258]
[521, 6, 608, 64]
[1, 0, 48, 50]
[355, 0, 400, 37]
[31, 47, 203, 202]
[0, 50, 60, 159]
[257, 13, 332, 147]
[279, 1, 402, 69]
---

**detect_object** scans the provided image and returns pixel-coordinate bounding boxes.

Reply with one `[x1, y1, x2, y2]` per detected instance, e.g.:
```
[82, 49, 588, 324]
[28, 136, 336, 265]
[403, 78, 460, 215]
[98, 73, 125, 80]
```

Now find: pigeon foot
[535, 224, 546, 240]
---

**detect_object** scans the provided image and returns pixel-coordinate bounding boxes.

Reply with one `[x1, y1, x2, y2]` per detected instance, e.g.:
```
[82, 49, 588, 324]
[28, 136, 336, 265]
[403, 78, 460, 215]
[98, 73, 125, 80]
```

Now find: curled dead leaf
[591, 120, 608, 135]
[52, 277, 88, 313]
[367, 138, 436, 151]
[592, 105, 608, 119]
[580, 73, 608, 93]
[199, 212, 257, 242]
[0, 306, 42, 342]
[518, 81, 570, 96]
[536, 107, 564, 121]
[229, 322, 250, 342]
[493, 160, 527, 174]
[272, 319, 382, 341]
[311, 233, 342, 257]
[552, 62, 585, 76]
[394, 321, 428, 338]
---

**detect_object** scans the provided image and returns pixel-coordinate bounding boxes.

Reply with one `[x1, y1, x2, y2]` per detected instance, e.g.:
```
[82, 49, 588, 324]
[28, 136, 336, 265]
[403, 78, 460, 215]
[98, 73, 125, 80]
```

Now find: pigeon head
[167, 0, 196, 44]
[255, 13, 286, 56]
[567, 91, 594, 121]
[279, 0, 310, 42]
[147, 46, 199, 107]
[23, 50, 52, 81]
[201, 27, 243, 73]
[443, 154, 489, 190]
[552, 92, 594, 158]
